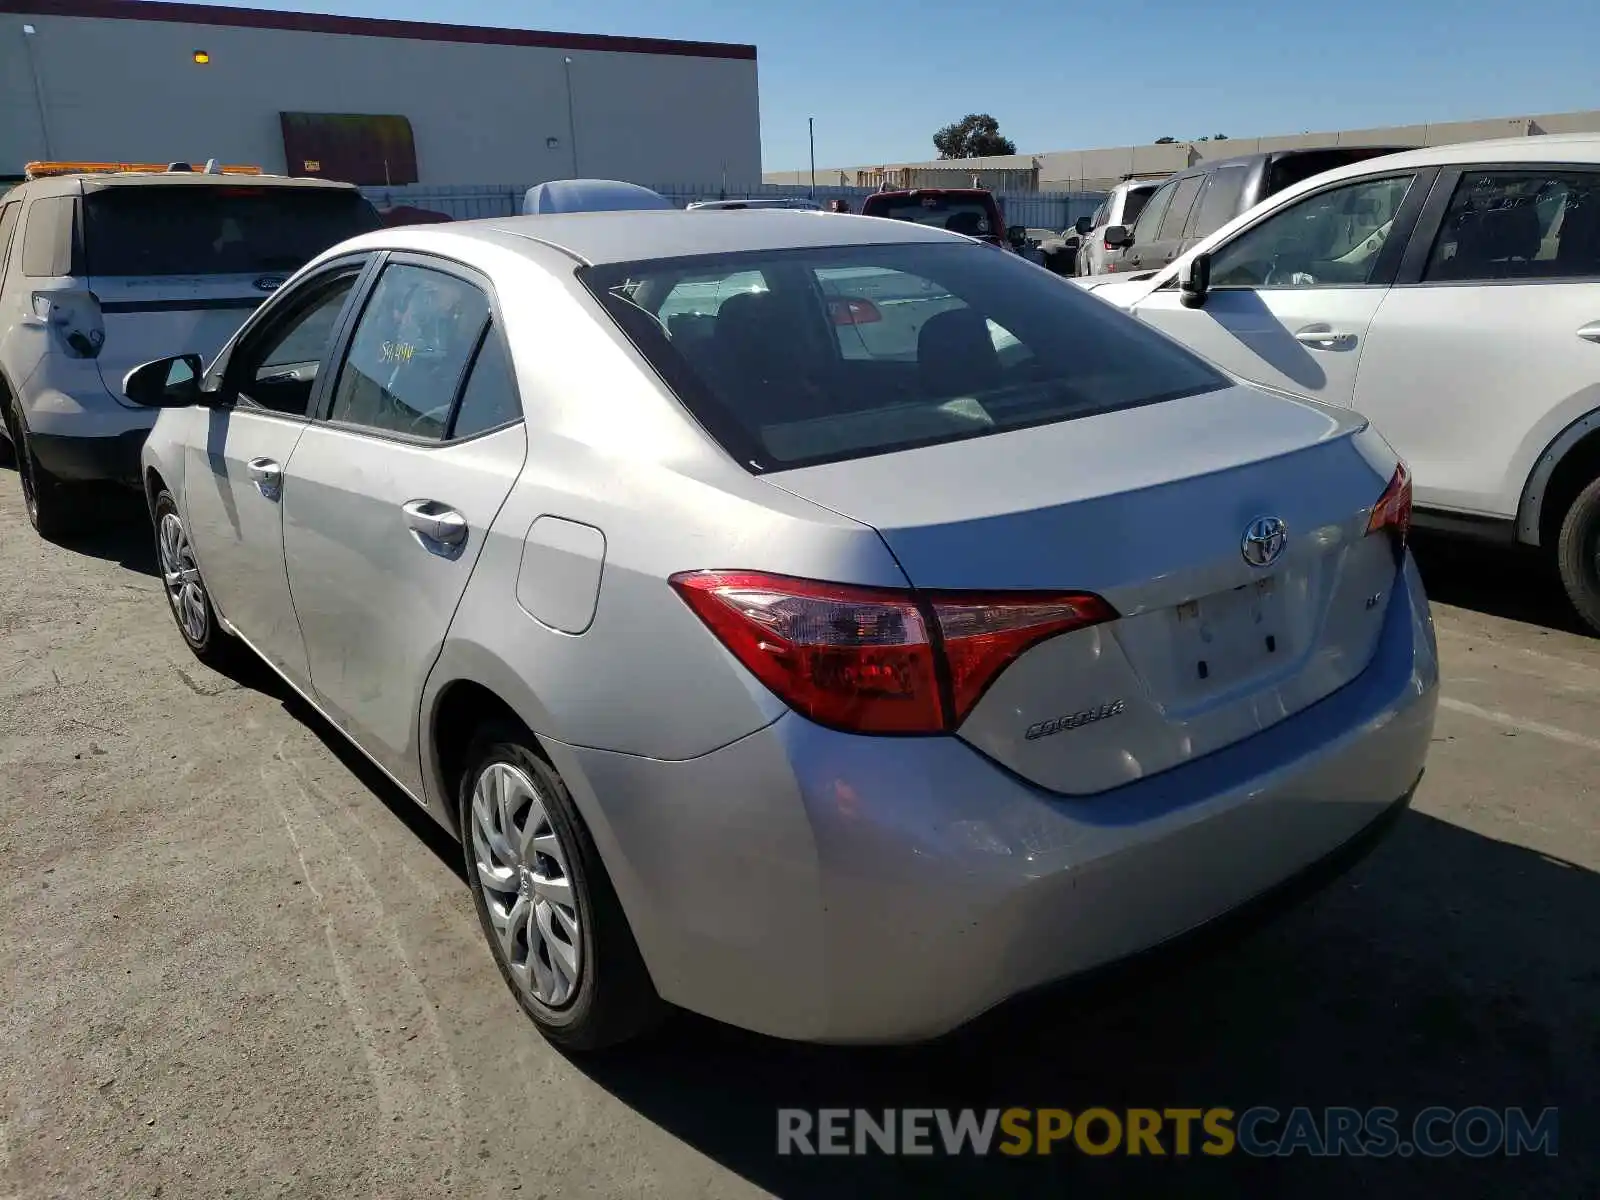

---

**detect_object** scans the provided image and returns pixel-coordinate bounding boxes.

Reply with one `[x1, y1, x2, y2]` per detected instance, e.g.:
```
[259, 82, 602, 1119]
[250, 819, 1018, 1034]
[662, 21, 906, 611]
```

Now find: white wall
[0, 12, 762, 185]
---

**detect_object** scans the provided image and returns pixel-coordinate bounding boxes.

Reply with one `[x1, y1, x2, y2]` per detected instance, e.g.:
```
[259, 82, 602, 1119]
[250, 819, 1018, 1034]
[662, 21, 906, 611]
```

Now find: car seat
[917, 308, 1000, 398]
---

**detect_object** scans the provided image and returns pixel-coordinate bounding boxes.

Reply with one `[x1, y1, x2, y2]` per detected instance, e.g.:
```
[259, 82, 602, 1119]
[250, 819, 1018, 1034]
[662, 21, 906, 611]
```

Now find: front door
[1131, 171, 1421, 407]
[281, 256, 527, 792]
[183, 264, 366, 689]
[1353, 166, 1600, 517]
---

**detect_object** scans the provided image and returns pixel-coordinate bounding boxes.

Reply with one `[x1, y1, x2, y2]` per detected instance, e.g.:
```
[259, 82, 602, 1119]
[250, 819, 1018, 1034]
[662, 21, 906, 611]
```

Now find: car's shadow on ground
[47, 496, 160, 577]
[1411, 532, 1590, 635]
[575, 812, 1596, 1197]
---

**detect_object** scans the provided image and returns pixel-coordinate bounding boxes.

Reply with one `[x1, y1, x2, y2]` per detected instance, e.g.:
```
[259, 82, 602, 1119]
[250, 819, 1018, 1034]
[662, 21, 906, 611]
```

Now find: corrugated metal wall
[361, 182, 1104, 231]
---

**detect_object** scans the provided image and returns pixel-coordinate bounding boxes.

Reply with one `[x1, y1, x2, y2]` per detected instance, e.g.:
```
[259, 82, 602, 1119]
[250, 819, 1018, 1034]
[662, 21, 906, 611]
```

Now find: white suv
[1075, 134, 1600, 630]
[0, 165, 379, 538]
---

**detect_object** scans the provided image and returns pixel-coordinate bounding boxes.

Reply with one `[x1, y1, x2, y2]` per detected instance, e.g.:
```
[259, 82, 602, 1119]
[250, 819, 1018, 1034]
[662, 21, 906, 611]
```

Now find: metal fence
[361, 182, 1104, 232]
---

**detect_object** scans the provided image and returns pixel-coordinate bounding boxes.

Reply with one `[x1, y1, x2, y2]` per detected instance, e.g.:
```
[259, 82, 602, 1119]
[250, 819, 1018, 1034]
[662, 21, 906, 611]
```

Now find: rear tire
[459, 724, 663, 1051]
[8, 403, 82, 541]
[1555, 476, 1600, 634]
[152, 488, 243, 669]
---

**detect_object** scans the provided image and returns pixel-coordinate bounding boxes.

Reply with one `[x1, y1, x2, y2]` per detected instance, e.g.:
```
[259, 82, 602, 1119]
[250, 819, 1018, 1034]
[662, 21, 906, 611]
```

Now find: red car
[860, 188, 1025, 252]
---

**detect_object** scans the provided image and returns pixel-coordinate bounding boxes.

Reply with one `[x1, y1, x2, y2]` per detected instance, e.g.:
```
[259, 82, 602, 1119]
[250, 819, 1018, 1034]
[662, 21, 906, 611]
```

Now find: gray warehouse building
[1, 0, 762, 187]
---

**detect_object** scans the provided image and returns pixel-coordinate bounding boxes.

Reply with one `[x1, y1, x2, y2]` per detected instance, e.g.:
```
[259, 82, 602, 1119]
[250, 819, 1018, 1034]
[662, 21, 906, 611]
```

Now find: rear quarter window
[83, 186, 381, 277]
[22, 195, 79, 277]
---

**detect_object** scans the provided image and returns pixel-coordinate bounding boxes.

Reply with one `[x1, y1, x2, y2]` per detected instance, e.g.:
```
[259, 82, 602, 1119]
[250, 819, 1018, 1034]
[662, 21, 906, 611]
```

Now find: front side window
[328, 263, 489, 439]
[1424, 171, 1600, 282]
[1190, 165, 1249, 239]
[1208, 174, 1415, 289]
[233, 272, 359, 416]
[584, 242, 1227, 470]
[1130, 181, 1176, 244]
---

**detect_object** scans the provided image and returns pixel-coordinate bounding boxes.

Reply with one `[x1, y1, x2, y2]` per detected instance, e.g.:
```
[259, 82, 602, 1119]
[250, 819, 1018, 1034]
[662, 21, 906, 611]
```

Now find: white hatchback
[1076, 134, 1600, 629]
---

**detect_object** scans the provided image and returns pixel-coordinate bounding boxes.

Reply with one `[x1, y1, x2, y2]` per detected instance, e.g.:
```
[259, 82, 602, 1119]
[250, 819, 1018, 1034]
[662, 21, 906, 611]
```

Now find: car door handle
[246, 457, 282, 498]
[1292, 325, 1357, 350]
[402, 499, 468, 549]
[1578, 321, 1600, 345]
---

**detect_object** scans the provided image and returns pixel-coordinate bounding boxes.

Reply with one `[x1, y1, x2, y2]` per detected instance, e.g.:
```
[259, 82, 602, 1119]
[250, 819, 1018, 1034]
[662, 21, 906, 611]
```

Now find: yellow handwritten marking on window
[380, 341, 416, 364]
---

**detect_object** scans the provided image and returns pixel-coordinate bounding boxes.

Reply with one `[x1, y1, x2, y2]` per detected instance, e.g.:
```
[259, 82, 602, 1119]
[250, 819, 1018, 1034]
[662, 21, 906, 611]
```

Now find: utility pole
[808, 117, 816, 199]
[563, 57, 580, 177]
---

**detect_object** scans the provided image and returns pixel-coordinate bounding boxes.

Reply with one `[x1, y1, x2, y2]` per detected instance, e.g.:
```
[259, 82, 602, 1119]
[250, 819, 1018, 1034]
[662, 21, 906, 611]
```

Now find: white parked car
[0, 162, 379, 538]
[1076, 134, 1600, 629]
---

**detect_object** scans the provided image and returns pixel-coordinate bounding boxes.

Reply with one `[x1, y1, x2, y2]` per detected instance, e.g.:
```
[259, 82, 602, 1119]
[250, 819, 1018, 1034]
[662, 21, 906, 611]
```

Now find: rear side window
[1157, 176, 1204, 240]
[22, 196, 78, 277]
[449, 327, 523, 439]
[82, 186, 381, 277]
[1119, 187, 1156, 226]
[862, 195, 998, 239]
[1190, 165, 1250, 239]
[1424, 170, 1600, 282]
[583, 242, 1227, 470]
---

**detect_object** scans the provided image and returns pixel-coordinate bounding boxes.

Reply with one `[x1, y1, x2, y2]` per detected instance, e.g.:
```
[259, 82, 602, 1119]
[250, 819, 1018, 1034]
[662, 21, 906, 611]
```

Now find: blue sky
[196, 0, 1600, 171]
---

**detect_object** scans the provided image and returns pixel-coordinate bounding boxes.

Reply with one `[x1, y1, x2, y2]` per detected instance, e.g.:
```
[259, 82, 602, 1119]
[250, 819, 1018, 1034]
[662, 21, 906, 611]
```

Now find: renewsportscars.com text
[777, 1106, 1558, 1158]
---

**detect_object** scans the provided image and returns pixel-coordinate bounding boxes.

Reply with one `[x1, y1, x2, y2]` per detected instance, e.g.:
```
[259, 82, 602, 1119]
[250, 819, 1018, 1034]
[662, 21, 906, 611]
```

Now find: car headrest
[917, 308, 999, 397]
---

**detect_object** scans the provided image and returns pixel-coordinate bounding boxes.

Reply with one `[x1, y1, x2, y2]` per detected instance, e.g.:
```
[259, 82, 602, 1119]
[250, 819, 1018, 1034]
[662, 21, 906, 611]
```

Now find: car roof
[346, 208, 960, 267]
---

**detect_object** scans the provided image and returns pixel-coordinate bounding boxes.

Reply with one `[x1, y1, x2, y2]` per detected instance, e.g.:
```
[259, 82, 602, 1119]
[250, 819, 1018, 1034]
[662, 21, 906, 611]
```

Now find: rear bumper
[30, 429, 148, 485]
[549, 555, 1439, 1044]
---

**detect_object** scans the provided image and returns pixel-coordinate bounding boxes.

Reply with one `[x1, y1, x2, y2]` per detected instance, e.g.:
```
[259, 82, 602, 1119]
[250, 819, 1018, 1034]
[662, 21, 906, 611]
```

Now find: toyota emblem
[1241, 516, 1287, 567]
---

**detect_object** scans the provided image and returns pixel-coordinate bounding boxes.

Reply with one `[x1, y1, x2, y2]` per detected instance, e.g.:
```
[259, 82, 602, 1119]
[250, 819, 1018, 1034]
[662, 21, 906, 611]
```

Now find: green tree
[933, 114, 1017, 160]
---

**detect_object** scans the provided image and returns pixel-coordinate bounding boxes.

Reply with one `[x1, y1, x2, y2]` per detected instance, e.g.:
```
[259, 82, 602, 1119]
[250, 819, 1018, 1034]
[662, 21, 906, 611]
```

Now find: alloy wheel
[158, 512, 208, 644]
[470, 761, 583, 1007]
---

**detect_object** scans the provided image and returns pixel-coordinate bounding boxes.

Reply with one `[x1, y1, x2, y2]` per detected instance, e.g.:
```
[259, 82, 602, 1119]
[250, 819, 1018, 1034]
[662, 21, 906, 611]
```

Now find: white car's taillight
[670, 570, 1116, 734]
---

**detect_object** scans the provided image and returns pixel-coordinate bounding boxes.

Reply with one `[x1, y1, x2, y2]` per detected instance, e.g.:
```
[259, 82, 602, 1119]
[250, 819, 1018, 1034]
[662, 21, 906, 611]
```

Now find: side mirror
[1074, 215, 1093, 236]
[1006, 224, 1028, 248]
[123, 354, 204, 408]
[1179, 251, 1211, 308]
[1103, 225, 1132, 249]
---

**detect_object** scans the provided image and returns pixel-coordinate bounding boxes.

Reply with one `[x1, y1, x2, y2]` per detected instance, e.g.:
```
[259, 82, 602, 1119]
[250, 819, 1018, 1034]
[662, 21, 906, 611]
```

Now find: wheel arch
[1517, 408, 1600, 548]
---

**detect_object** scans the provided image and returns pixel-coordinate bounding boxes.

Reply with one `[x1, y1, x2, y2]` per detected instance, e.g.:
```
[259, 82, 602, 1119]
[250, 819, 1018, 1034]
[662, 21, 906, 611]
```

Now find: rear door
[1131, 168, 1431, 406]
[282, 255, 527, 792]
[82, 182, 381, 393]
[184, 258, 370, 689]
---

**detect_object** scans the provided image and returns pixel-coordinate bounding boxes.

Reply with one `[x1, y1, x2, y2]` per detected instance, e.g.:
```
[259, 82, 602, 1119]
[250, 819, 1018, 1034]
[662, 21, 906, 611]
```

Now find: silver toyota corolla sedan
[125, 210, 1438, 1050]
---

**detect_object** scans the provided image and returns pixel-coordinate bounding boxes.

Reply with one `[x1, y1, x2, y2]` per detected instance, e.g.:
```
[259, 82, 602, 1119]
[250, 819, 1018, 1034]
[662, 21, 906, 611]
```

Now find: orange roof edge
[24, 161, 265, 179]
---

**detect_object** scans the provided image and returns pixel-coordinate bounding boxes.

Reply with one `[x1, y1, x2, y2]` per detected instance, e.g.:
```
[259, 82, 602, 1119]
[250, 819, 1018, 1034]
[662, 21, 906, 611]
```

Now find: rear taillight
[670, 570, 1116, 735]
[1366, 462, 1412, 557]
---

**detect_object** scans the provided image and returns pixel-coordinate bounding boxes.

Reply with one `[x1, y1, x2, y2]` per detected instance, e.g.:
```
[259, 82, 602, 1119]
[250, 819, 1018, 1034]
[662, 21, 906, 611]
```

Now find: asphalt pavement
[0, 470, 1594, 1199]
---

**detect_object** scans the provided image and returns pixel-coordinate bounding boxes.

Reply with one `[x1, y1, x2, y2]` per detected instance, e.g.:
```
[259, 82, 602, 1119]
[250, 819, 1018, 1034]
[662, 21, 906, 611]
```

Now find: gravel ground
[0, 469, 1594, 1199]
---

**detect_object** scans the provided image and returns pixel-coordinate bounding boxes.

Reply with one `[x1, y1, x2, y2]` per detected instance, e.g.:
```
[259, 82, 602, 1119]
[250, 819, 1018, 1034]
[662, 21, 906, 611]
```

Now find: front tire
[459, 725, 662, 1051]
[1556, 476, 1600, 634]
[152, 489, 242, 668]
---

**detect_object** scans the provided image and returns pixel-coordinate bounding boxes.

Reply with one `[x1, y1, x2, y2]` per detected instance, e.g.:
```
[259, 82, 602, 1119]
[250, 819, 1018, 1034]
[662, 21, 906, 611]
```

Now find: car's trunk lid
[765, 384, 1399, 794]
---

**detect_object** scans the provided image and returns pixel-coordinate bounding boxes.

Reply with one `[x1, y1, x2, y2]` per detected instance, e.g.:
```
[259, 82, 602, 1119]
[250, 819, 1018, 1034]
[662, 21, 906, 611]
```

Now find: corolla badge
[1241, 516, 1288, 567]
[254, 275, 287, 293]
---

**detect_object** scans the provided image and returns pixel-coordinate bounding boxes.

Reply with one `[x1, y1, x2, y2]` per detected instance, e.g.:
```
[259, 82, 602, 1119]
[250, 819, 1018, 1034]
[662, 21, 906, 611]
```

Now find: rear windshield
[862, 195, 999, 239]
[1120, 187, 1156, 225]
[582, 242, 1227, 471]
[84, 185, 382, 276]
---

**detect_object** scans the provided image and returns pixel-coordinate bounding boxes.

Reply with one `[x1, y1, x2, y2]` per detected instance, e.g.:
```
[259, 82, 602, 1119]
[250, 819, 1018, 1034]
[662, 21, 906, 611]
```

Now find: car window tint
[82, 186, 380, 276]
[1157, 176, 1204, 240]
[1424, 171, 1600, 282]
[1120, 187, 1155, 226]
[449, 326, 522, 438]
[329, 263, 490, 440]
[1209, 174, 1415, 289]
[235, 274, 359, 416]
[1130, 181, 1175, 243]
[584, 242, 1227, 470]
[1190, 165, 1249, 239]
[22, 196, 76, 277]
